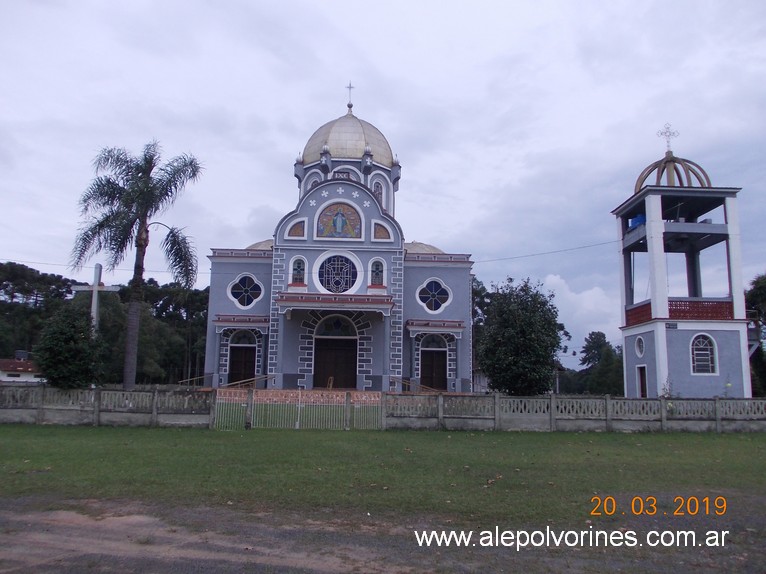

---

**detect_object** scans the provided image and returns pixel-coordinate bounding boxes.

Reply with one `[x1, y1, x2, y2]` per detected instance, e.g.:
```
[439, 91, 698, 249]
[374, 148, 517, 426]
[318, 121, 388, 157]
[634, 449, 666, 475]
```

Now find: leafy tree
[574, 331, 624, 395]
[118, 279, 208, 383]
[71, 141, 201, 389]
[34, 304, 103, 388]
[749, 347, 765, 397]
[0, 261, 75, 307]
[472, 277, 490, 327]
[579, 331, 610, 368]
[556, 368, 587, 394]
[0, 262, 78, 356]
[746, 273, 766, 322]
[746, 273, 766, 396]
[476, 277, 563, 395]
[585, 345, 624, 395]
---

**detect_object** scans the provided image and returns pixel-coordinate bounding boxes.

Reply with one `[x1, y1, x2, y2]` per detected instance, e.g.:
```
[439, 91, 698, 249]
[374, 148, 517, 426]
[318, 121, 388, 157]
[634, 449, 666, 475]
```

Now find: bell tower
[613, 125, 752, 398]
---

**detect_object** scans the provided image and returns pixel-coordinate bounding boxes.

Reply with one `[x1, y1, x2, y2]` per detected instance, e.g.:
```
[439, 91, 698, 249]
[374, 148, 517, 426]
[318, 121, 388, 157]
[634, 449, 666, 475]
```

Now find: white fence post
[605, 395, 612, 432]
[209, 389, 217, 430]
[381, 392, 387, 430]
[549, 393, 557, 431]
[344, 391, 352, 431]
[715, 397, 722, 433]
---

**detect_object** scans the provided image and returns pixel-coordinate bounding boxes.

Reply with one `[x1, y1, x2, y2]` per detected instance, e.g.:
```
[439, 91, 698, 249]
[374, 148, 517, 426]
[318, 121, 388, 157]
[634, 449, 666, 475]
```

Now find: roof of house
[0, 359, 41, 374]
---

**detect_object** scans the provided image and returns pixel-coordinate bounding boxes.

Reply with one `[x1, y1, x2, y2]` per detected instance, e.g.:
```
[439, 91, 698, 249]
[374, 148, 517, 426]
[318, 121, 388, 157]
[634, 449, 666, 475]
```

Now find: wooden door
[637, 366, 648, 398]
[229, 346, 256, 384]
[314, 338, 357, 388]
[421, 350, 447, 390]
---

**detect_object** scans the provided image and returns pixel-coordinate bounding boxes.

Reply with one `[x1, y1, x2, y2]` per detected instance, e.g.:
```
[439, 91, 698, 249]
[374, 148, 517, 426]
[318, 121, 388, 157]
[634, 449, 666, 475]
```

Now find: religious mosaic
[317, 203, 361, 238]
[287, 220, 305, 237]
[373, 222, 391, 240]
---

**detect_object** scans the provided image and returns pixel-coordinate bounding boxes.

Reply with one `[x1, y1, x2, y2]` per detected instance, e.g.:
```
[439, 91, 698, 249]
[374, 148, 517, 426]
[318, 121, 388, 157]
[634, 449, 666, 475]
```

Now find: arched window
[230, 330, 257, 345]
[691, 334, 716, 374]
[292, 258, 306, 285]
[315, 315, 357, 337]
[371, 260, 384, 285]
[373, 181, 383, 205]
[421, 334, 447, 349]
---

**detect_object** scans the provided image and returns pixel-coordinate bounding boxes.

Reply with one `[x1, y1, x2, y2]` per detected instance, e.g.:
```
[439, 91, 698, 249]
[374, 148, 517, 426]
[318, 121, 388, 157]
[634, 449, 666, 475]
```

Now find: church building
[204, 103, 474, 392]
[613, 134, 753, 398]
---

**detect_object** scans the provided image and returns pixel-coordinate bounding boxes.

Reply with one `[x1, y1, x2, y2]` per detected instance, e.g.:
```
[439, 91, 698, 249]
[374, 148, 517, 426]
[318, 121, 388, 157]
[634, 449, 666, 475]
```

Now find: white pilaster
[645, 194, 669, 318]
[724, 196, 746, 320]
[654, 322, 670, 397]
[616, 217, 628, 325]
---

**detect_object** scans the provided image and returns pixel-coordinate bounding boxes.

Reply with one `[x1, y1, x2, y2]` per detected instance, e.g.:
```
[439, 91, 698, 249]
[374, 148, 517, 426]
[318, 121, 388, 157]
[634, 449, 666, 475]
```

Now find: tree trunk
[123, 300, 141, 390]
[123, 221, 149, 390]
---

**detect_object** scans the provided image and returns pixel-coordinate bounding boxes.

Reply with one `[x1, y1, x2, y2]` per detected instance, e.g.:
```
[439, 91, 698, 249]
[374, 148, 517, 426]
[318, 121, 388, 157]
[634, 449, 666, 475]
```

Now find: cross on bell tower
[657, 122, 679, 151]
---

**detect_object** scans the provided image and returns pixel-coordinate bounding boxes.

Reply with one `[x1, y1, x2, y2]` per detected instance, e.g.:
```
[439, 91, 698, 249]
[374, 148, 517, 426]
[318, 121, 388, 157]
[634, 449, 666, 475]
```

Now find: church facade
[203, 103, 474, 392]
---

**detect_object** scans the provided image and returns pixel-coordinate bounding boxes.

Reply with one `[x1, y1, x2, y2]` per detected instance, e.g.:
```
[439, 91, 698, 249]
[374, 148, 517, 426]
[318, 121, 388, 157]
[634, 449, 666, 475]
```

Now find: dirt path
[1, 497, 764, 573]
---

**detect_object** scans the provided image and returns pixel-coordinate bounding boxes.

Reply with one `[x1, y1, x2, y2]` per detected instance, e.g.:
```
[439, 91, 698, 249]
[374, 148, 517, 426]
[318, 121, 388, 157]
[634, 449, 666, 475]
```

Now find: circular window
[418, 279, 451, 312]
[635, 336, 645, 358]
[318, 255, 358, 293]
[228, 274, 263, 308]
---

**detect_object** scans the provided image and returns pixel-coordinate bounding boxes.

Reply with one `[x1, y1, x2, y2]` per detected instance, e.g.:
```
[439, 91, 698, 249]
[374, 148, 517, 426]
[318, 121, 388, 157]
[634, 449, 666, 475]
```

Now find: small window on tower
[635, 336, 645, 358]
[691, 334, 717, 374]
[373, 181, 383, 205]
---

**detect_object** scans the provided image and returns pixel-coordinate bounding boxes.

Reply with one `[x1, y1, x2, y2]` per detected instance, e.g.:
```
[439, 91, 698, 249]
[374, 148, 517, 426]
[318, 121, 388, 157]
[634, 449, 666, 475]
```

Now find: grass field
[2, 425, 764, 526]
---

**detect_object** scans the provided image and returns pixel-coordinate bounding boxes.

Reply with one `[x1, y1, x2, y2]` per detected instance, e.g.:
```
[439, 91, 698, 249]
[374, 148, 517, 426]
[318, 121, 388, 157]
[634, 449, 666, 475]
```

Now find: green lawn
[1, 425, 764, 525]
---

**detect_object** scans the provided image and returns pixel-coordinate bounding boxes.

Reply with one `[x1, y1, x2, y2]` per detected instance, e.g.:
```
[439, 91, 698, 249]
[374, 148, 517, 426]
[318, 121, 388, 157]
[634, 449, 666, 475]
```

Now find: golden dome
[302, 104, 394, 167]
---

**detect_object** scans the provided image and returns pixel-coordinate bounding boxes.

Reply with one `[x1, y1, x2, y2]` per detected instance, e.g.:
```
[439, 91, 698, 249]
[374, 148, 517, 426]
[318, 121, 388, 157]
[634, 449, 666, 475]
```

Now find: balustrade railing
[2, 386, 765, 432]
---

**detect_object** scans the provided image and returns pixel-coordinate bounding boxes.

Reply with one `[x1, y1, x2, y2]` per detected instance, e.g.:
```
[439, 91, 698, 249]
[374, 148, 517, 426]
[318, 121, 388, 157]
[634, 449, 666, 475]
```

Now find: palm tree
[71, 141, 201, 389]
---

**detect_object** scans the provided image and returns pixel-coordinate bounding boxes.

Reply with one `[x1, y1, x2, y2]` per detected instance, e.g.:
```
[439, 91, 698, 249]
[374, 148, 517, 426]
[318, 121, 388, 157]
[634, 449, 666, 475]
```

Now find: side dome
[246, 239, 273, 250]
[634, 150, 711, 194]
[302, 103, 394, 167]
[405, 241, 445, 254]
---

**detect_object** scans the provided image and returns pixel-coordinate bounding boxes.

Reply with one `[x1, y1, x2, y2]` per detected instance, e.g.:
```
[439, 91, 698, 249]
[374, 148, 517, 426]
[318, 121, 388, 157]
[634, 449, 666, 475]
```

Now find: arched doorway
[228, 330, 257, 385]
[420, 334, 447, 391]
[313, 316, 357, 389]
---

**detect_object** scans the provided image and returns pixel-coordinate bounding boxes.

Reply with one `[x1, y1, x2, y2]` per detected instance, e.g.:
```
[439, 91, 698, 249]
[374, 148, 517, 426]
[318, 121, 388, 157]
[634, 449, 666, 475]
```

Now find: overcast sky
[2, 0, 764, 368]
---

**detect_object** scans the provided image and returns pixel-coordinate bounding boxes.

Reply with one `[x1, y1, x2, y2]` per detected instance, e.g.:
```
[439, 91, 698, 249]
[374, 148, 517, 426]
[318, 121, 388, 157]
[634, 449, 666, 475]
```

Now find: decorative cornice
[275, 292, 395, 316]
[405, 319, 465, 337]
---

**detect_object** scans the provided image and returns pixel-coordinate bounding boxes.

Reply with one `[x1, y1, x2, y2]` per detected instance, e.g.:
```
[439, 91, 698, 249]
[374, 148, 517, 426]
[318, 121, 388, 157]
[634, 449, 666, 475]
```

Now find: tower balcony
[625, 298, 734, 327]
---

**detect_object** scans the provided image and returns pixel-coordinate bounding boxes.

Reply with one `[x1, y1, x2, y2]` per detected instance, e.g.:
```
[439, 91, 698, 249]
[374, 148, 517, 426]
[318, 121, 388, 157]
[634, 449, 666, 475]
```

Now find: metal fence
[213, 389, 382, 431]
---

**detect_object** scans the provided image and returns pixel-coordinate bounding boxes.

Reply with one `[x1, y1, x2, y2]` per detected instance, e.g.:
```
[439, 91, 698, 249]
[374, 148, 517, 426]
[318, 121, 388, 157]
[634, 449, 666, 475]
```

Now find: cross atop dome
[657, 122, 679, 151]
[345, 81, 354, 104]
